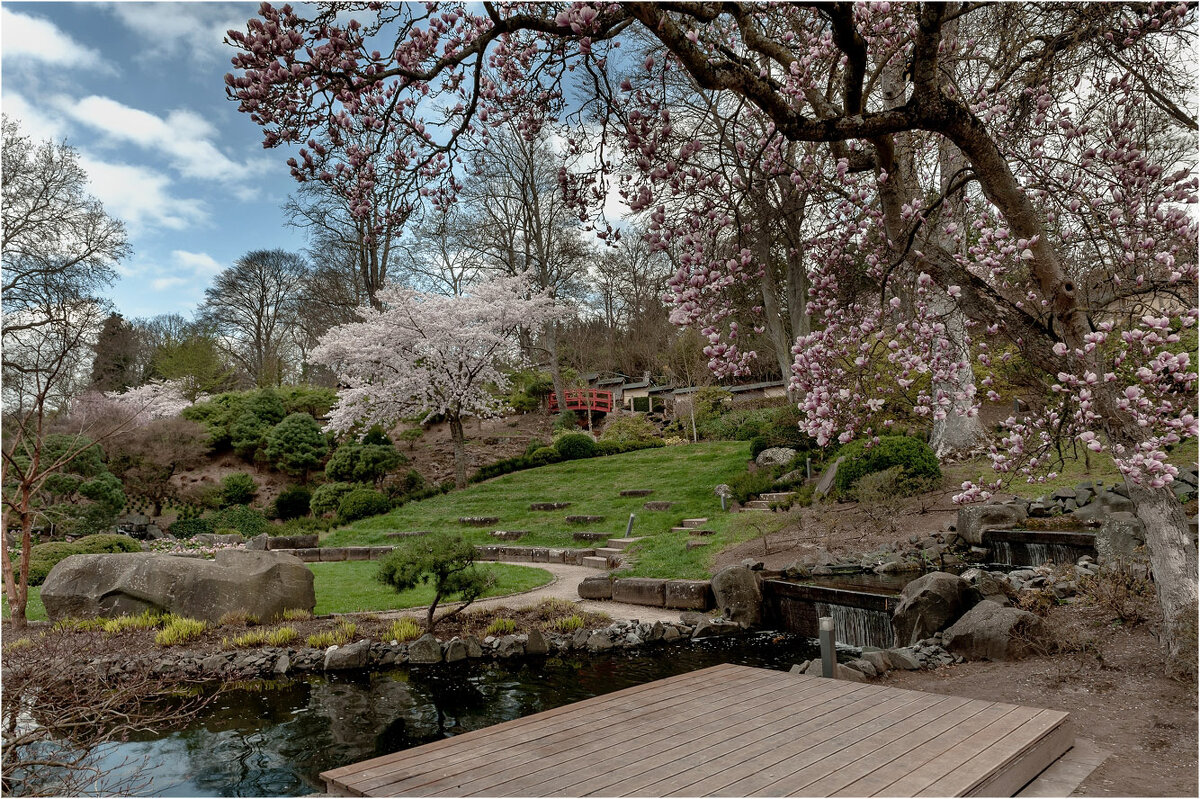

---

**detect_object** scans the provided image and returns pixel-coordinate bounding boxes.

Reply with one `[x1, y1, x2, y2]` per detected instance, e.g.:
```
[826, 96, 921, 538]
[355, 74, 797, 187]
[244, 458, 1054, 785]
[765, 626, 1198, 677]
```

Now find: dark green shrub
[274, 485, 312, 520]
[211, 505, 269, 538]
[524, 439, 547, 456]
[325, 440, 403, 485]
[555, 433, 597, 460]
[553, 411, 577, 432]
[469, 456, 533, 483]
[337, 488, 392, 523]
[528, 446, 562, 466]
[273, 516, 331, 536]
[246, 388, 286, 426]
[26, 534, 143, 585]
[221, 472, 257, 506]
[728, 470, 776, 504]
[265, 412, 329, 478]
[169, 517, 216, 540]
[230, 411, 269, 461]
[310, 481, 357, 517]
[834, 436, 941, 494]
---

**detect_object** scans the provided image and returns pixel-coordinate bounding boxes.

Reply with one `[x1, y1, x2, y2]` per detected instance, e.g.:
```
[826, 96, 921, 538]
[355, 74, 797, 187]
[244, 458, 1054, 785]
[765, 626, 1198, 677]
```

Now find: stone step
[643, 501, 673, 511]
[606, 537, 643, 550]
[688, 529, 717, 537]
[686, 540, 710, 550]
[671, 527, 693, 534]
[759, 492, 796, 502]
[619, 489, 654, 497]
[572, 531, 610, 543]
[594, 547, 624, 558]
[581, 556, 610, 569]
[743, 501, 771, 510]
[680, 518, 710, 528]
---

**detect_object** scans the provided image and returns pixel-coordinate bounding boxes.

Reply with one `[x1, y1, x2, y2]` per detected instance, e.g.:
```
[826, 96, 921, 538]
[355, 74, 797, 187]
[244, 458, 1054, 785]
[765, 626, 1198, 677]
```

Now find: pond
[96, 632, 823, 797]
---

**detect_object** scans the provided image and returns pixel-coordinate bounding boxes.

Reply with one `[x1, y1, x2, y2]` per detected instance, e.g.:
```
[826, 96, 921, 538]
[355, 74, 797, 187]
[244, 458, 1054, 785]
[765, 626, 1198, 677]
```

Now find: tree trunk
[1127, 482, 1199, 669]
[545, 321, 567, 418]
[449, 415, 468, 489]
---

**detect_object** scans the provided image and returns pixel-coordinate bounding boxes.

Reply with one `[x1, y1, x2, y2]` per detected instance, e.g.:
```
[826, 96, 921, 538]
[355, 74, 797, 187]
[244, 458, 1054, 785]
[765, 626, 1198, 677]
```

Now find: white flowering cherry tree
[311, 275, 561, 488]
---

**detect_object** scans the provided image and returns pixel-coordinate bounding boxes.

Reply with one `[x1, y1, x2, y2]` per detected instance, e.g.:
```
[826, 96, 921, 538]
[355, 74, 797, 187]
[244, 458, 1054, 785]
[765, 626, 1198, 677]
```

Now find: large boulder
[40, 550, 314, 623]
[755, 447, 797, 469]
[710, 565, 762, 627]
[813, 456, 844, 499]
[956, 502, 1027, 546]
[891, 571, 981, 647]
[1094, 512, 1146, 565]
[1073, 489, 1136, 524]
[942, 600, 1050, 661]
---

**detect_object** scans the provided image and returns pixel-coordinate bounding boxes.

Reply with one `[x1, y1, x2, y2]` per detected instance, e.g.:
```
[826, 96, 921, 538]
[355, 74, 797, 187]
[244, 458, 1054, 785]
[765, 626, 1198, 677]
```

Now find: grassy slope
[324, 442, 752, 579]
[1, 587, 46, 622]
[310, 561, 552, 615]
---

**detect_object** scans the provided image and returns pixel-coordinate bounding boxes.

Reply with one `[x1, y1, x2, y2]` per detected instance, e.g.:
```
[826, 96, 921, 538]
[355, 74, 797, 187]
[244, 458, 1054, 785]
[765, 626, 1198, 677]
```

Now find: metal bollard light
[625, 513, 636, 537]
[819, 616, 836, 678]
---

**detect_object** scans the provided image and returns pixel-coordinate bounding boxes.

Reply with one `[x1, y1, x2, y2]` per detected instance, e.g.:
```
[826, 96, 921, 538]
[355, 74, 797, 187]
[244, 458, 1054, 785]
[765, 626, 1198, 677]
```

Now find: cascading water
[813, 602, 894, 649]
[990, 541, 1085, 567]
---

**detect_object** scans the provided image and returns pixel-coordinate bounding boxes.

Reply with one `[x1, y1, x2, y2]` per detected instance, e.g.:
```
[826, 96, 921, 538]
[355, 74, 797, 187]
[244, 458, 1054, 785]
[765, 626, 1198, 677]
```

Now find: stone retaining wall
[580, 576, 714, 610]
[473, 545, 597, 565]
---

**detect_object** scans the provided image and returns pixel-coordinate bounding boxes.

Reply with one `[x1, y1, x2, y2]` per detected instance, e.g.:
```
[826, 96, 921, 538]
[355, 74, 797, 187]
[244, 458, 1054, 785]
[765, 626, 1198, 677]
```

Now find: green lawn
[1, 586, 45, 622]
[309, 560, 553, 615]
[1, 562, 553, 622]
[324, 442, 752, 579]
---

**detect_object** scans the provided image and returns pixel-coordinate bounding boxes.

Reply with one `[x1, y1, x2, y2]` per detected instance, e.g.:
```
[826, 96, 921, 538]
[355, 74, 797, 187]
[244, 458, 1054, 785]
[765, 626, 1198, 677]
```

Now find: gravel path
[380, 562, 684, 624]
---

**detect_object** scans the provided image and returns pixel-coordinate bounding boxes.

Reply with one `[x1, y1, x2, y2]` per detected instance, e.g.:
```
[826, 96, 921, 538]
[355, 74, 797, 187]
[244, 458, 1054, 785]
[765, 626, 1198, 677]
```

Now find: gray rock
[713, 484, 732, 499]
[775, 470, 803, 487]
[710, 565, 762, 627]
[859, 650, 890, 674]
[464, 635, 484, 658]
[40, 550, 314, 624]
[578, 576, 613, 600]
[814, 456, 845, 498]
[886, 648, 923, 670]
[1095, 512, 1147, 564]
[891, 571, 981, 647]
[444, 638, 468, 663]
[324, 639, 371, 670]
[273, 654, 291, 675]
[193, 533, 245, 547]
[662, 626, 681, 642]
[144, 525, 170, 540]
[941, 600, 1049, 661]
[247, 534, 269, 551]
[796, 659, 867, 682]
[956, 503, 1027, 546]
[693, 619, 741, 638]
[526, 628, 549, 656]
[847, 659, 877, 678]
[408, 633, 443, 664]
[755, 447, 797, 468]
[200, 653, 228, 673]
[586, 632, 614, 652]
[1051, 487, 1077, 500]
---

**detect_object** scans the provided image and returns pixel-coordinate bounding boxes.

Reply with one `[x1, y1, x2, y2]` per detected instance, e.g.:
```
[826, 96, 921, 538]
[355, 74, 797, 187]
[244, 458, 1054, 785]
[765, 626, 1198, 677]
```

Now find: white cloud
[108, 2, 254, 64]
[1, 8, 112, 71]
[77, 156, 208, 233]
[172, 250, 224, 277]
[1, 93, 68, 143]
[152, 276, 189, 291]
[55, 94, 267, 185]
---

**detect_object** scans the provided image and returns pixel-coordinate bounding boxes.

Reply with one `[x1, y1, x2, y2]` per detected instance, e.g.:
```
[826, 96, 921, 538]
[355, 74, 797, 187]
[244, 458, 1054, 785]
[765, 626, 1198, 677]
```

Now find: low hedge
[27, 533, 143, 585]
[470, 438, 664, 484]
[834, 435, 941, 493]
[168, 517, 216, 540]
[555, 433, 598, 460]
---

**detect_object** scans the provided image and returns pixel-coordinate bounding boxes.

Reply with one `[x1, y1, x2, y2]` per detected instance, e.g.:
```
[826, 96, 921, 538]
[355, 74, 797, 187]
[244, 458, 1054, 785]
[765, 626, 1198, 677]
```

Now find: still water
[103, 632, 822, 797]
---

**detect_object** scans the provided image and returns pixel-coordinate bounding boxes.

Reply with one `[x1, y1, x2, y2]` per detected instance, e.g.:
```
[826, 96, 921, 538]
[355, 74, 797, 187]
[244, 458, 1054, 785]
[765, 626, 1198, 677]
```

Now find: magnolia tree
[310, 274, 561, 487]
[228, 2, 1198, 660]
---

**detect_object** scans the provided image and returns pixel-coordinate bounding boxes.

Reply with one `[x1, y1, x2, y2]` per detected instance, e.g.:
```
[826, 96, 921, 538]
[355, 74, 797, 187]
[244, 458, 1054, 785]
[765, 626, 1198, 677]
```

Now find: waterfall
[813, 602, 894, 649]
[991, 541, 1084, 567]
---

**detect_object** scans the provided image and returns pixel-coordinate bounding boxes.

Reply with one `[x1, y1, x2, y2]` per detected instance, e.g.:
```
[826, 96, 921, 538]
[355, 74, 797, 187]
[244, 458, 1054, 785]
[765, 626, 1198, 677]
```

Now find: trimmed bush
[310, 481, 357, 517]
[727, 470, 776, 504]
[221, 472, 257, 507]
[168, 517, 216, 540]
[834, 435, 941, 494]
[337, 488, 392, 523]
[599, 415, 661, 444]
[555, 433, 598, 460]
[211, 505, 269, 538]
[27, 533, 143, 586]
[274, 485, 312, 520]
[528, 446, 562, 467]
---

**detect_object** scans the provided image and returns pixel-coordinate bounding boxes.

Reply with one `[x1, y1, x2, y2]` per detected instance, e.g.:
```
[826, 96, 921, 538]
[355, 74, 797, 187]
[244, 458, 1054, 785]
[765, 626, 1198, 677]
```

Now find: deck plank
[321, 664, 1071, 798]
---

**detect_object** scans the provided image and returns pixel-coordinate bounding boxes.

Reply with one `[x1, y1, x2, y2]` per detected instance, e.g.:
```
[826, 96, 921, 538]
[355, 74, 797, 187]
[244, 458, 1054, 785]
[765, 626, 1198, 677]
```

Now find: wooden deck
[321, 663, 1073, 797]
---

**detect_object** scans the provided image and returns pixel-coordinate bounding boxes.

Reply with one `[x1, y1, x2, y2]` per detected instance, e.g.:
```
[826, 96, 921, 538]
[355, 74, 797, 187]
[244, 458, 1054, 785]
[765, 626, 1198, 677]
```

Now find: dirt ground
[885, 602, 1198, 797]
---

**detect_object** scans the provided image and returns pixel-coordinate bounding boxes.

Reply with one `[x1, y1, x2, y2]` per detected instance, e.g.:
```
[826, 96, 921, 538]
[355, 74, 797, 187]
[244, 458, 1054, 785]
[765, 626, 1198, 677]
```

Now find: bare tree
[199, 249, 308, 388]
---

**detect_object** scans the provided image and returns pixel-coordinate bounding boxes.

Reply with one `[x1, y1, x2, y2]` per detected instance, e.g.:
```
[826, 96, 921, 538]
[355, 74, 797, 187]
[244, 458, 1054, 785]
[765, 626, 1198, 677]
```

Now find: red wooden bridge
[548, 389, 613, 415]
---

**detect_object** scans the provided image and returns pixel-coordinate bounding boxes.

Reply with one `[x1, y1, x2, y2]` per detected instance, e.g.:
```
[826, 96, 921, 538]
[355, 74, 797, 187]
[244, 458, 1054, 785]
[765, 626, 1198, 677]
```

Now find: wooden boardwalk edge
[321, 664, 1074, 798]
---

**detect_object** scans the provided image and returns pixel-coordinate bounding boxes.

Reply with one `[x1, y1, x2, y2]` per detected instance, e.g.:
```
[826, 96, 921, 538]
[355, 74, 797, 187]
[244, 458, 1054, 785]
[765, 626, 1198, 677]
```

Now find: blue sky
[2, 1, 309, 319]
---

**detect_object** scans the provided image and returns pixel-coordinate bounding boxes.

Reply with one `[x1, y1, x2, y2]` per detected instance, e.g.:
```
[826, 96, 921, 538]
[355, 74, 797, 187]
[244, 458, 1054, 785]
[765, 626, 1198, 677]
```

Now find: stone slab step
[681, 518, 710, 528]
[743, 501, 771, 510]
[688, 529, 717, 537]
[594, 547, 624, 558]
[671, 527, 693, 534]
[606, 537, 643, 550]
[686, 540, 709, 550]
[581, 556, 610, 570]
[619, 489, 654, 497]
[759, 492, 796, 502]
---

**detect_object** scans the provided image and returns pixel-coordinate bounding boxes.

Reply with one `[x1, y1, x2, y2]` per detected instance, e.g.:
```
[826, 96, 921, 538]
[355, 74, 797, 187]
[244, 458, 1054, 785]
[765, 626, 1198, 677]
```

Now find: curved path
[378, 562, 683, 624]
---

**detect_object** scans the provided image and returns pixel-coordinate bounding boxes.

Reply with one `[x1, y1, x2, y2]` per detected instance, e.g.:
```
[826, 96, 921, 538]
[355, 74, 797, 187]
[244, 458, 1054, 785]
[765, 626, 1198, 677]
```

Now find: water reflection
[92, 632, 820, 797]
